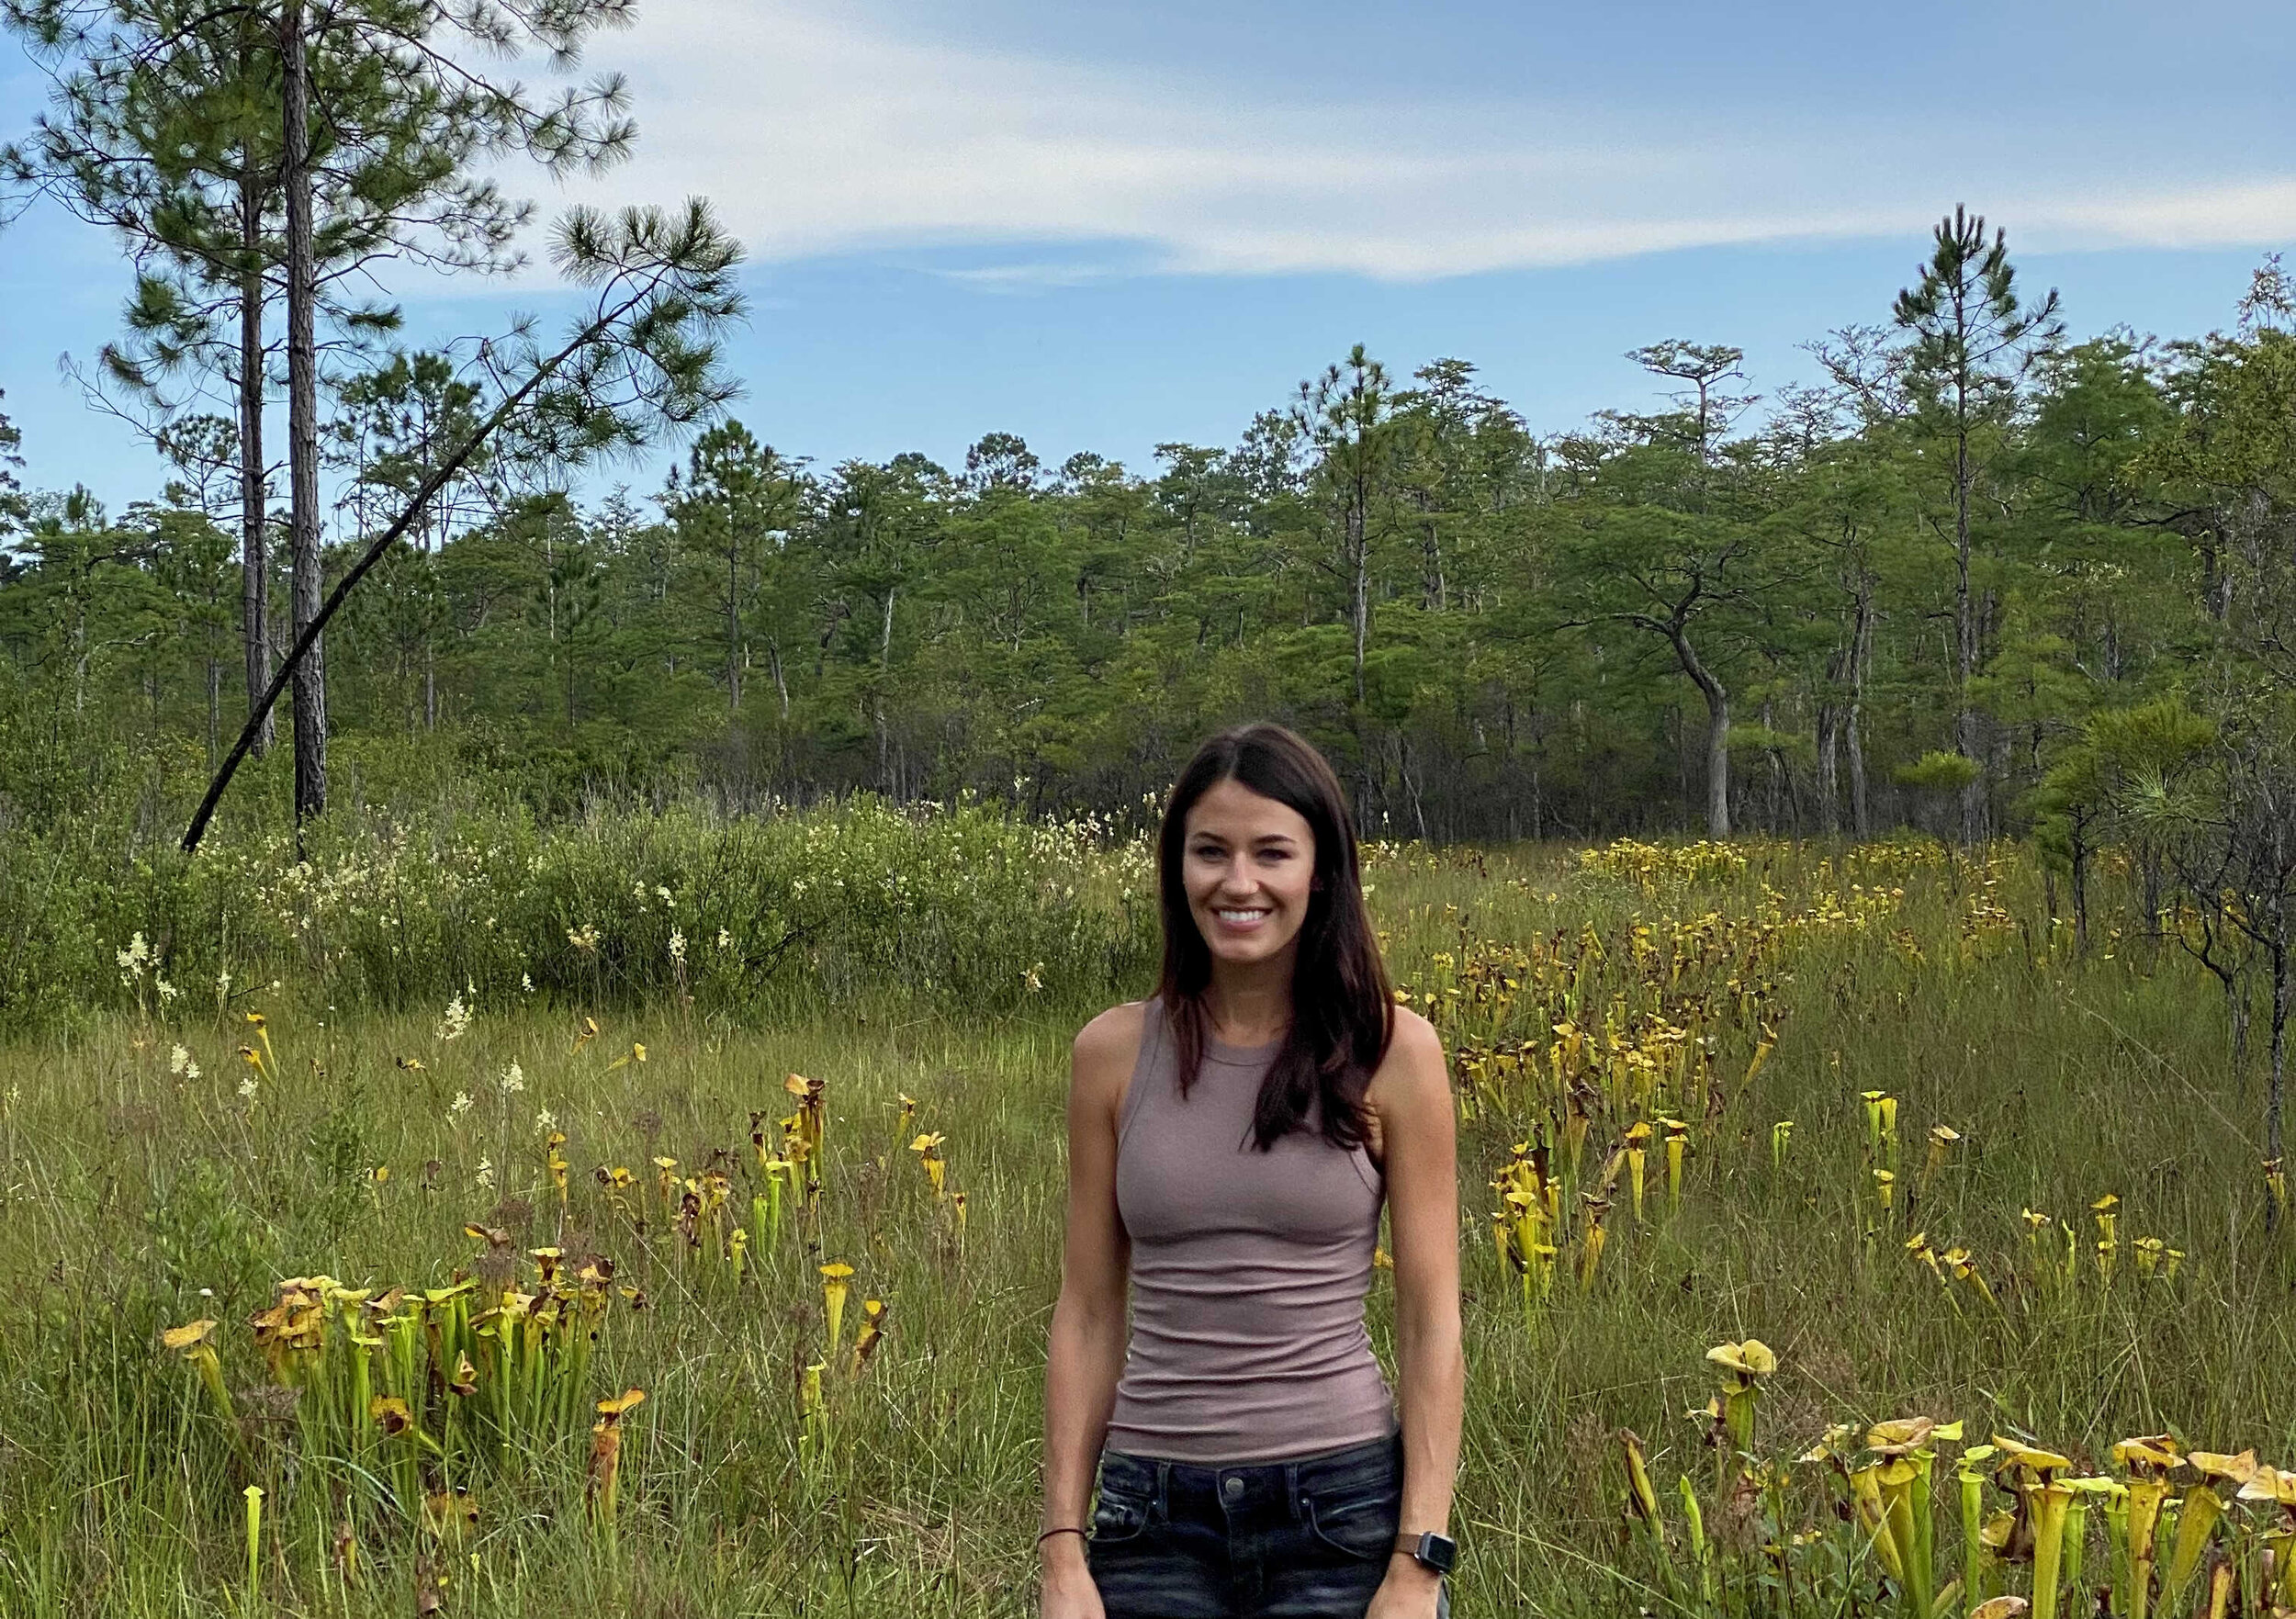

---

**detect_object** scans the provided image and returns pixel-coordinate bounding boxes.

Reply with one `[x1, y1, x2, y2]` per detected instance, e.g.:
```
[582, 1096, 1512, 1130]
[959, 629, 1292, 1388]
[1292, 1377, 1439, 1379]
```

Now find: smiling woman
[1037, 723, 1464, 1619]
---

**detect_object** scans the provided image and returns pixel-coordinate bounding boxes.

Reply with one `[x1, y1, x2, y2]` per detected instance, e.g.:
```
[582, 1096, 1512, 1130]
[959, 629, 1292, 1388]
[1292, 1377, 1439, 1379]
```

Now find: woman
[1038, 724, 1463, 1619]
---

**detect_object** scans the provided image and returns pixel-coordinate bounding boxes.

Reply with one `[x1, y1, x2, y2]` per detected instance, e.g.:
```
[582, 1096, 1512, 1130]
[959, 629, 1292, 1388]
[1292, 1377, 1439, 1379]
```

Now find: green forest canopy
[4, 248, 2296, 848]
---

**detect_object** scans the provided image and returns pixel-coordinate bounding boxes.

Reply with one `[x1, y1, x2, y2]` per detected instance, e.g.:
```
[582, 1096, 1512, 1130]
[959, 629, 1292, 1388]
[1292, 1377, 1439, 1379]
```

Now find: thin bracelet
[1037, 1525, 1086, 1547]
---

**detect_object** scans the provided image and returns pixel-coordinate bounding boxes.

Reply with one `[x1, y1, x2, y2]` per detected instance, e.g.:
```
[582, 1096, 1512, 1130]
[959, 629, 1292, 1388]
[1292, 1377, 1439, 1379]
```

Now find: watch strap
[1393, 1531, 1457, 1572]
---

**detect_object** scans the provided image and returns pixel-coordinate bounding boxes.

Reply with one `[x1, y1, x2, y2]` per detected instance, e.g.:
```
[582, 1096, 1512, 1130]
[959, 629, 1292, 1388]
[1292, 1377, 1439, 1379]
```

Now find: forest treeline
[6, 241, 2296, 852]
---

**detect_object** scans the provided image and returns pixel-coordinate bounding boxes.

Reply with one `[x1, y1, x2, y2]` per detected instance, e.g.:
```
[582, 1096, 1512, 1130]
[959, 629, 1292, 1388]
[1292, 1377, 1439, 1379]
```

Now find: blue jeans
[1086, 1430, 1451, 1619]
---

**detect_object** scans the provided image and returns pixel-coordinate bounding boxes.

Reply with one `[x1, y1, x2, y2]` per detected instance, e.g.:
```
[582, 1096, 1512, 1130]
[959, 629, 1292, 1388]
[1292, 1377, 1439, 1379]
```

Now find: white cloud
[2020, 179, 2296, 249]
[558, 0, 2296, 282]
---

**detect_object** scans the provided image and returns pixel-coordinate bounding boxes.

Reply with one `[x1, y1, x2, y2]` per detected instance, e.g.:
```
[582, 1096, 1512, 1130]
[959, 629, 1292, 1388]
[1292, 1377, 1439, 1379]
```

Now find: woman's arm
[1040, 1004, 1142, 1618]
[1369, 1009, 1464, 1618]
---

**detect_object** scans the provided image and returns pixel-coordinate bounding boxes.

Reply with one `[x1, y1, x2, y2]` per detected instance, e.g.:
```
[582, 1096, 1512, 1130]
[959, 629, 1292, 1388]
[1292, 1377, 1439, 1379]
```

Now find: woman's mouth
[1211, 905, 1271, 931]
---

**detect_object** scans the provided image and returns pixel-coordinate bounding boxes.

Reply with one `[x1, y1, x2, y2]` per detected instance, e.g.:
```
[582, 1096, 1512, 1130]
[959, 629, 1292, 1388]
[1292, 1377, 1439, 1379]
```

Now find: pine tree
[1894, 206, 2063, 845]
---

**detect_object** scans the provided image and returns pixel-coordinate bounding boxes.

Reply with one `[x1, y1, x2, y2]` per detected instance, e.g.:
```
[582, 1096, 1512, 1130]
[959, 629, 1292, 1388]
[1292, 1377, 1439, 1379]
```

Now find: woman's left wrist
[1388, 1549, 1444, 1584]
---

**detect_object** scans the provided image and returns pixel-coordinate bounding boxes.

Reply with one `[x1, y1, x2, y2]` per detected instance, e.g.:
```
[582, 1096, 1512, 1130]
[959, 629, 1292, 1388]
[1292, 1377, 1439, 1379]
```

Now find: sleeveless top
[1104, 996, 1397, 1463]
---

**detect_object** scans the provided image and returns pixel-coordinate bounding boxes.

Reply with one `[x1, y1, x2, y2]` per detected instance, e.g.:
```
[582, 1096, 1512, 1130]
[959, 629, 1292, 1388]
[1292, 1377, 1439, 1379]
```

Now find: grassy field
[1, 826, 2289, 1617]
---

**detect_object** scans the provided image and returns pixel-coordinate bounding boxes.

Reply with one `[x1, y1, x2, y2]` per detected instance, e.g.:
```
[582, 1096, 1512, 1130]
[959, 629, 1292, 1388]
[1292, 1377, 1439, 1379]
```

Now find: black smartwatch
[1393, 1531, 1458, 1574]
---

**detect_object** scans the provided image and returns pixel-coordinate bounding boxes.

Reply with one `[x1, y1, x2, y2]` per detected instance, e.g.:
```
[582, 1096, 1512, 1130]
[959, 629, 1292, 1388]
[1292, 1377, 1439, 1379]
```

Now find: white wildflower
[435, 992, 472, 1042]
[500, 1061, 525, 1096]
[473, 1157, 495, 1189]
[449, 1091, 474, 1119]
[655, 884, 674, 905]
[568, 923, 600, 953]
[535, 1108, 557, 1134]
[521, 973, 535, 994]
[1023, 961, 1045, 994]
[169, 1043, 191, 1075]
[238, 1074, 259, 1102]
[116, 932, 151, 974]
[668, 928, 686, 963]
[716, 928, 732, 950]
[155, 977, 179, 1004]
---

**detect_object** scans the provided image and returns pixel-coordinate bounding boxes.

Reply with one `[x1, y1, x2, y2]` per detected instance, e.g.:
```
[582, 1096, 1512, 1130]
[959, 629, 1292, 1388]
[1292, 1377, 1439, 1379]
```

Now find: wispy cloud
[560, 1, 2296, 282]
[2020, 179, 2296, 249]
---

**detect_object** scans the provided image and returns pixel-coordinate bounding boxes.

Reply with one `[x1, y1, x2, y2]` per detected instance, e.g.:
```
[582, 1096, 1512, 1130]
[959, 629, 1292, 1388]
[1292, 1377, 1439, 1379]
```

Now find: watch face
[1419, 1533, 1458, 1573]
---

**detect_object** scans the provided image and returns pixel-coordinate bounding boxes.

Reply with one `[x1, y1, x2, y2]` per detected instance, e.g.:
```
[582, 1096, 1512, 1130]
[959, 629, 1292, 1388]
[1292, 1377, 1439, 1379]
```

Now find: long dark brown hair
[1155, 723, 1395, 1152]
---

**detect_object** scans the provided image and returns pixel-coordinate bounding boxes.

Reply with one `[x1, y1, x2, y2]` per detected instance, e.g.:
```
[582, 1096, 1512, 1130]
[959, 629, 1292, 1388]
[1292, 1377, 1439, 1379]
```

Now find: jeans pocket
[1303, 1481, 1401, 1562]
[1089, 1486, 1154, 1546]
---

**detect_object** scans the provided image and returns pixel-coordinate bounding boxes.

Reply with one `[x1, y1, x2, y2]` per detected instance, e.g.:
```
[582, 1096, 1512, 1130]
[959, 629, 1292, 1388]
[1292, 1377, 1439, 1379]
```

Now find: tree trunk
[1399, 732, 1429, 841]
[767, 636, 790, 720]
[1848, 581, 1874, 839]
[282, 0, 325, 833]
[2230, 961, 2252, 1078]
[1818, 583, 1868, 838]
[2071, 821, 2090, 956]
[1953, 388, 1982, 846]
[1351, 504, 1369, 707]
[876, 586, 896, 793]
[725, 544, 740, 712]
[2269, 939, 2288, 1233]
[1761, 695, 1784, 833]
[1421, 513, 1445, 613]
[1816, 698, 1840, 837]
[237, 156, 273, 759]
[1671, 628, 1730, 838]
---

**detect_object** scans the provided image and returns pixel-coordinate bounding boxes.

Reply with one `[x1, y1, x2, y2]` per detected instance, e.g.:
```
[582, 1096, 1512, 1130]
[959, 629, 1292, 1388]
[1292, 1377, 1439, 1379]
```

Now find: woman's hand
[1365, 1555, 1445, 1619]
[1037, 1535, 1107, 1619]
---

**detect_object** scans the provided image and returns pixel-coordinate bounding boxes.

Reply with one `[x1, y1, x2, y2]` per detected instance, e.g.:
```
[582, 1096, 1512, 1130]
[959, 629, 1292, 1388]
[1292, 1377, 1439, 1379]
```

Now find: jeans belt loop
[1154, 1459, 1171, 1526]
[1285, 1460, 1303, 1523]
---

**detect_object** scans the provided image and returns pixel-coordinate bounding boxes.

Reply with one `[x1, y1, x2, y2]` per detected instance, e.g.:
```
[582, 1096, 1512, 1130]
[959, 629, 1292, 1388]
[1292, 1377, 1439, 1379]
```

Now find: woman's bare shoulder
[1371, 1006, 1449, 1106]
[1071, 1000, 1153, 1101]
[1387, 1004, 1445, 1061]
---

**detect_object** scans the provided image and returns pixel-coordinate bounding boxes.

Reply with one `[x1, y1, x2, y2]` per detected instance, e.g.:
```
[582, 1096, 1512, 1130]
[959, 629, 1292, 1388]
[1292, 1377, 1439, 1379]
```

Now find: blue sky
[4, 0, 2293, 507]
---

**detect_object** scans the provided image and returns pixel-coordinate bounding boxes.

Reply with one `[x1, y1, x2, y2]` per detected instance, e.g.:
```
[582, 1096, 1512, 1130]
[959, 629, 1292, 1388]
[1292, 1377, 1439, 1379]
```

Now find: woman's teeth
[1215, 908, 1269, 924]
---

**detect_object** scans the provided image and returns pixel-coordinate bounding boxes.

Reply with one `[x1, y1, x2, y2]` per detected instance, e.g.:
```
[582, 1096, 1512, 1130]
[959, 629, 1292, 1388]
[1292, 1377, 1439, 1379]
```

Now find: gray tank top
[1105, 997, 1397, 1463]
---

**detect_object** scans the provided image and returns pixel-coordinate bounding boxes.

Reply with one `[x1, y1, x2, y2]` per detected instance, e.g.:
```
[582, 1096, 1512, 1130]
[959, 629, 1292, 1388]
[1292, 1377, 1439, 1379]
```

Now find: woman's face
[1180, 778, 1318, 970]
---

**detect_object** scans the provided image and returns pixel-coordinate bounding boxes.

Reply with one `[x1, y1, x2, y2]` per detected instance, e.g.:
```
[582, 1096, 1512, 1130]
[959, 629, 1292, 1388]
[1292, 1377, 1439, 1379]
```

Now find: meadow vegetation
[2, 802, 2289, 1617]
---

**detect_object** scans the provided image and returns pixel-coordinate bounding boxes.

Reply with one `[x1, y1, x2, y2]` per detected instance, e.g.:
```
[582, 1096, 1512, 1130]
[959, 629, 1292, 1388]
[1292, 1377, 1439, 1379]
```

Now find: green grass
[0, 829, 2289, 1616]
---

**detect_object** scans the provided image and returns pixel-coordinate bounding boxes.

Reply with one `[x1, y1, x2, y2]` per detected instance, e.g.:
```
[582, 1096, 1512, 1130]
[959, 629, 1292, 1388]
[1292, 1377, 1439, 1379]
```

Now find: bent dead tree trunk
[1627, 596, 1731, 840]
[1675, 628, 1730, 840]
[182, 293, 658, 855]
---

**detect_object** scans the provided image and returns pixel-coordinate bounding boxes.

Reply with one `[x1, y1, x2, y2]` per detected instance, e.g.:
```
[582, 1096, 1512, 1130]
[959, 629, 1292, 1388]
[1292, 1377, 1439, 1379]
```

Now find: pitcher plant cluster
[147, 1002, 969, 1597]
[1615, 1342, 2296, 1618]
